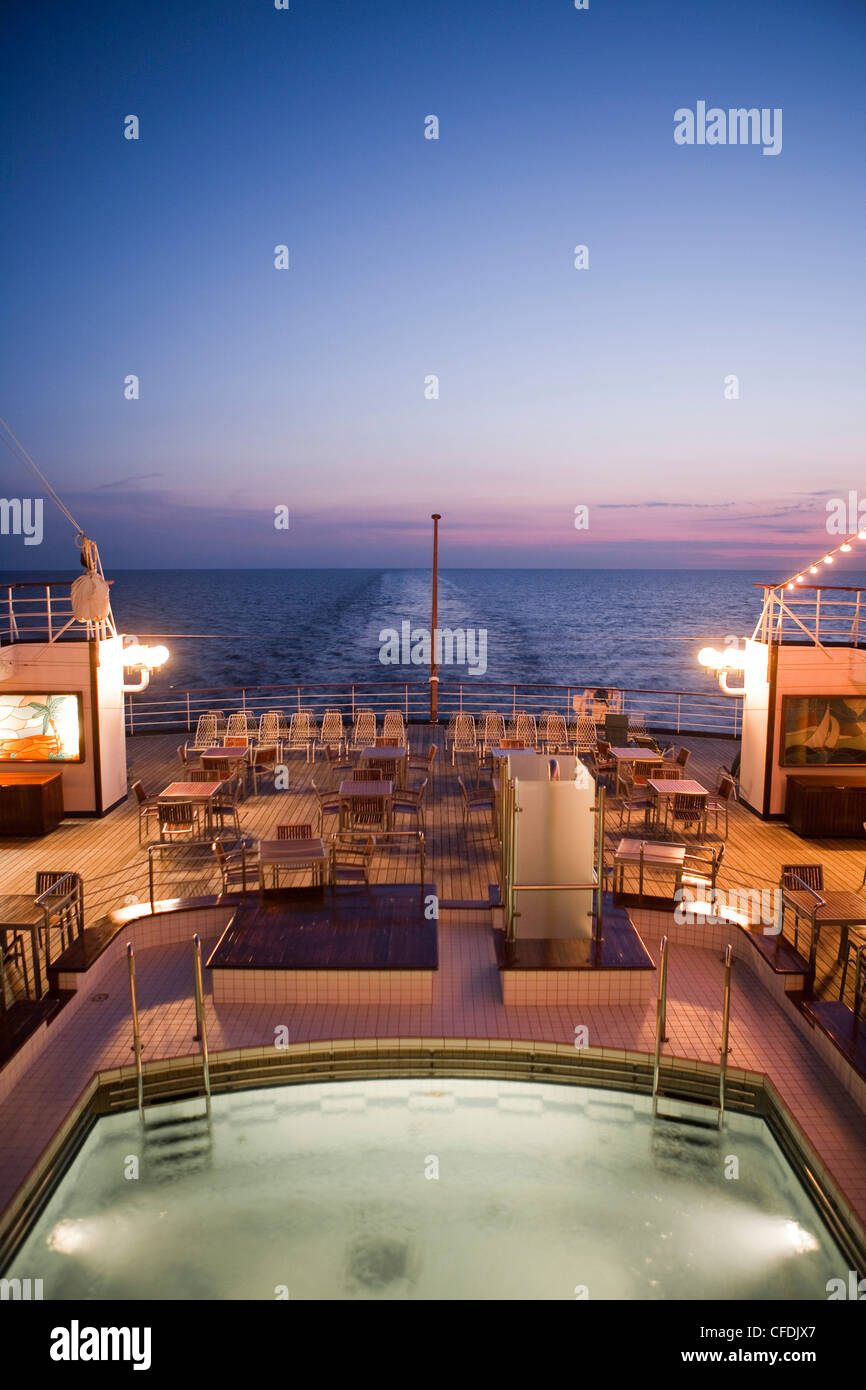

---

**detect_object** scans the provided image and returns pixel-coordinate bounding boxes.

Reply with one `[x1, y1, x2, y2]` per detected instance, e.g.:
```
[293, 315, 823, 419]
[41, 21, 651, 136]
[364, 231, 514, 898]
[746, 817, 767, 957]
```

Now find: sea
[5, 565, 845, 699]
[53, 568, 781, 698]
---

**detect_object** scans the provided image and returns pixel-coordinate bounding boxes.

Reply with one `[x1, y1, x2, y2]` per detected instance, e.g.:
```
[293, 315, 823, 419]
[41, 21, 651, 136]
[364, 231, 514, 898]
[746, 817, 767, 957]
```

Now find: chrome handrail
[652, 935, 669, 1116]
[192, 934, 211, 1115]
[595, 783, 606, 954]
[719, 943, 733, 1126]
[127, 944, 144, 1121]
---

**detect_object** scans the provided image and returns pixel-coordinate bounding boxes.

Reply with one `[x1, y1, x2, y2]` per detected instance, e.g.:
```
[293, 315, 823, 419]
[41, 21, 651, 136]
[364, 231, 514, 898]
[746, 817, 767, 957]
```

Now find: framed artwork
[0, 693, 84, 762]
[781, 695, 866, 766]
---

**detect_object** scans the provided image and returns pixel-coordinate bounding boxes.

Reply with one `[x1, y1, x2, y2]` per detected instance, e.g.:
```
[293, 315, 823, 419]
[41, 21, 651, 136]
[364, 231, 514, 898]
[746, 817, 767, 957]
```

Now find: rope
[0, 415, 84, 534]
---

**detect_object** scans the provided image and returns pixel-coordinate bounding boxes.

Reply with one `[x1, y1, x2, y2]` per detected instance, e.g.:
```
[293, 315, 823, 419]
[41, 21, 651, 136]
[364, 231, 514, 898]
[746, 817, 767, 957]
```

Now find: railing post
[45, 585, 53, 643]
[148, 848, 155, 912]
[186, 692, 191, 732]
[127, 944, 144, 1121]
[192, 934, 212, 1113]
[718, 943, 732, 1126]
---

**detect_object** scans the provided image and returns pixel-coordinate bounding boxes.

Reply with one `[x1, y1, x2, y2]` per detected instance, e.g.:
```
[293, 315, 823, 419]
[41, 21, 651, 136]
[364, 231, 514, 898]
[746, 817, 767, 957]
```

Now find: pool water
[4, 1079, 848, 1300]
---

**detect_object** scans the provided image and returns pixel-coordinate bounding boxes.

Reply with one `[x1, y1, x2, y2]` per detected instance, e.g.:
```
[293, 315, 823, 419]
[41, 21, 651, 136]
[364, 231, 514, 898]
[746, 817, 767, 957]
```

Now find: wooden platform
[207, 884, 437, 1005]
[494, 900, 655, 1006]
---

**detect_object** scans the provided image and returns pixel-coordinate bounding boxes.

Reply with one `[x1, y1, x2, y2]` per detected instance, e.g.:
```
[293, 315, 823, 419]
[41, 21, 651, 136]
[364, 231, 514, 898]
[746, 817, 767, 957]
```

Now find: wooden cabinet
[785, 777, 866, 838]
[0, 772, 64, 836]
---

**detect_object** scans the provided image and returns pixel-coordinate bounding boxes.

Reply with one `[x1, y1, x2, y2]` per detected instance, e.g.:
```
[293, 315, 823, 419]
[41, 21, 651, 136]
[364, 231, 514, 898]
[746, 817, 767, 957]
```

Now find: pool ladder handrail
[193, 933, 212, 1115]
[652, 937, 733, 1129]
[127, 944, 144, 1121]
[126, 937, 212, 1121]
[651, 935, 669, 1116]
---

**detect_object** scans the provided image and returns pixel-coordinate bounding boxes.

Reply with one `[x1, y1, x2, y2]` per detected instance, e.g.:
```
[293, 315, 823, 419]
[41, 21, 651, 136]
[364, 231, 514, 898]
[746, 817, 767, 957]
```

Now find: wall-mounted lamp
[697, 644, 747, 697]
[122, 639, 170, 693]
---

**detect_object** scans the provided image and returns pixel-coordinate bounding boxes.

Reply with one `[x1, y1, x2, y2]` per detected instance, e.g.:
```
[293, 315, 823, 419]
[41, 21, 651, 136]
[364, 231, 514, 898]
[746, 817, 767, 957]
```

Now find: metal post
[192, 934, 212, 1112]
[430, 514, 441, 723]
[127, 944, 144, 1121]
[652, 935, 669, 1115]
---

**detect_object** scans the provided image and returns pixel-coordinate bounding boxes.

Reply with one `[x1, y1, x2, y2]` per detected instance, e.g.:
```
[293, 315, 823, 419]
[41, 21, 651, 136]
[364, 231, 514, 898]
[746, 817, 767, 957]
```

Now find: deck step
[800, 999, 866, 1081]
[654, 1092, 721, 1127]
[742, 927, 810, 975]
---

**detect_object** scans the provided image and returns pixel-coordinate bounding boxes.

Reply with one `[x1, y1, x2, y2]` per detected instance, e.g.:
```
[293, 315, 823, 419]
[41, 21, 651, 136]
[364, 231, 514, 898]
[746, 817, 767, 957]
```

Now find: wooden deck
[1, 726, 865, 1013]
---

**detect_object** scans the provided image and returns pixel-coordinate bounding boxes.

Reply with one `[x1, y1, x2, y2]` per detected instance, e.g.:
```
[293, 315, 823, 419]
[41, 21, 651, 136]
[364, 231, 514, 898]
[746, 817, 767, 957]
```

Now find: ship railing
[124, 680, 742, 739]
[754, 584, 866, 648]
[0, 579, 116, 644]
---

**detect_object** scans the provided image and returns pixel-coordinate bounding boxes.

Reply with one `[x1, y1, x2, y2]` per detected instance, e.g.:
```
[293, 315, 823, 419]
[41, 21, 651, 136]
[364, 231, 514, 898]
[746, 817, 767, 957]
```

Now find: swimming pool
[3, 1078, 849, 1300]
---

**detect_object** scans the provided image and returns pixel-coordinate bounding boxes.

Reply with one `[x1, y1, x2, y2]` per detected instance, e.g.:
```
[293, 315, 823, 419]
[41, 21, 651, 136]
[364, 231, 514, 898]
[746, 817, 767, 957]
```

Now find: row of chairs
[445, 710, 655, 761]
[191, 708, 407, 758]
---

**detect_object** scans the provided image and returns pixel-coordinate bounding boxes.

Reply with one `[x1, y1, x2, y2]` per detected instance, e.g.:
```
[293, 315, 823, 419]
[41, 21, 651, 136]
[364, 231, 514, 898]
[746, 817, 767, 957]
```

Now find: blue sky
[1, 0, 864, 571]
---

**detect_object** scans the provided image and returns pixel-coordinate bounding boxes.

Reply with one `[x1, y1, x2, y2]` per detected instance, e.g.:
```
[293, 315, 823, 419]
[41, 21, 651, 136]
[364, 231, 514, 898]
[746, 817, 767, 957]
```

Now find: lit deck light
[859, 529, 866, 541]
[841, 543, 852, 552]
[795, 575, 804, 583]
[122, 640, 170, 694]
[697, 641, 748, 696]
[824, 554, 834, 564]
[810, 566, 819, 574]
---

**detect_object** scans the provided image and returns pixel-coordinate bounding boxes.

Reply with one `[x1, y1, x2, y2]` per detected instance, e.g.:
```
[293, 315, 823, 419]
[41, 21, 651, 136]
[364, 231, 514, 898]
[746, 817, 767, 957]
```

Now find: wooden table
[614, 838, 686, 896]
[783, 887, 866, 978]
[609, 747, 664, 793]
[647, 778, 709, 838]
[198, 746, 249, 763]
[0, 771, 64, 836]
[258, 837, 329, 889]
[158, 781, 224, 837]
[338, 779, 393, 830]
[357, 746, 408, 788]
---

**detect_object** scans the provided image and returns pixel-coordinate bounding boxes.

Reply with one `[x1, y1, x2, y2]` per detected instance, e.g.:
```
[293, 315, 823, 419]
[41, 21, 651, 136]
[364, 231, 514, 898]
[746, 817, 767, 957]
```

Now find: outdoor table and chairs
[0, 873, 84, 1002]
[609, 747, 664, 792]
[258, 837, 329, 889]
[357, 745, 408, 788]
[198, 745, 250, 796]
[781, 880, 866, 980]
[648, 778, 709, 840]
[613, 838, 686, 897]
[338, 779, 393, 831]
[158, 780, 224, 838]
